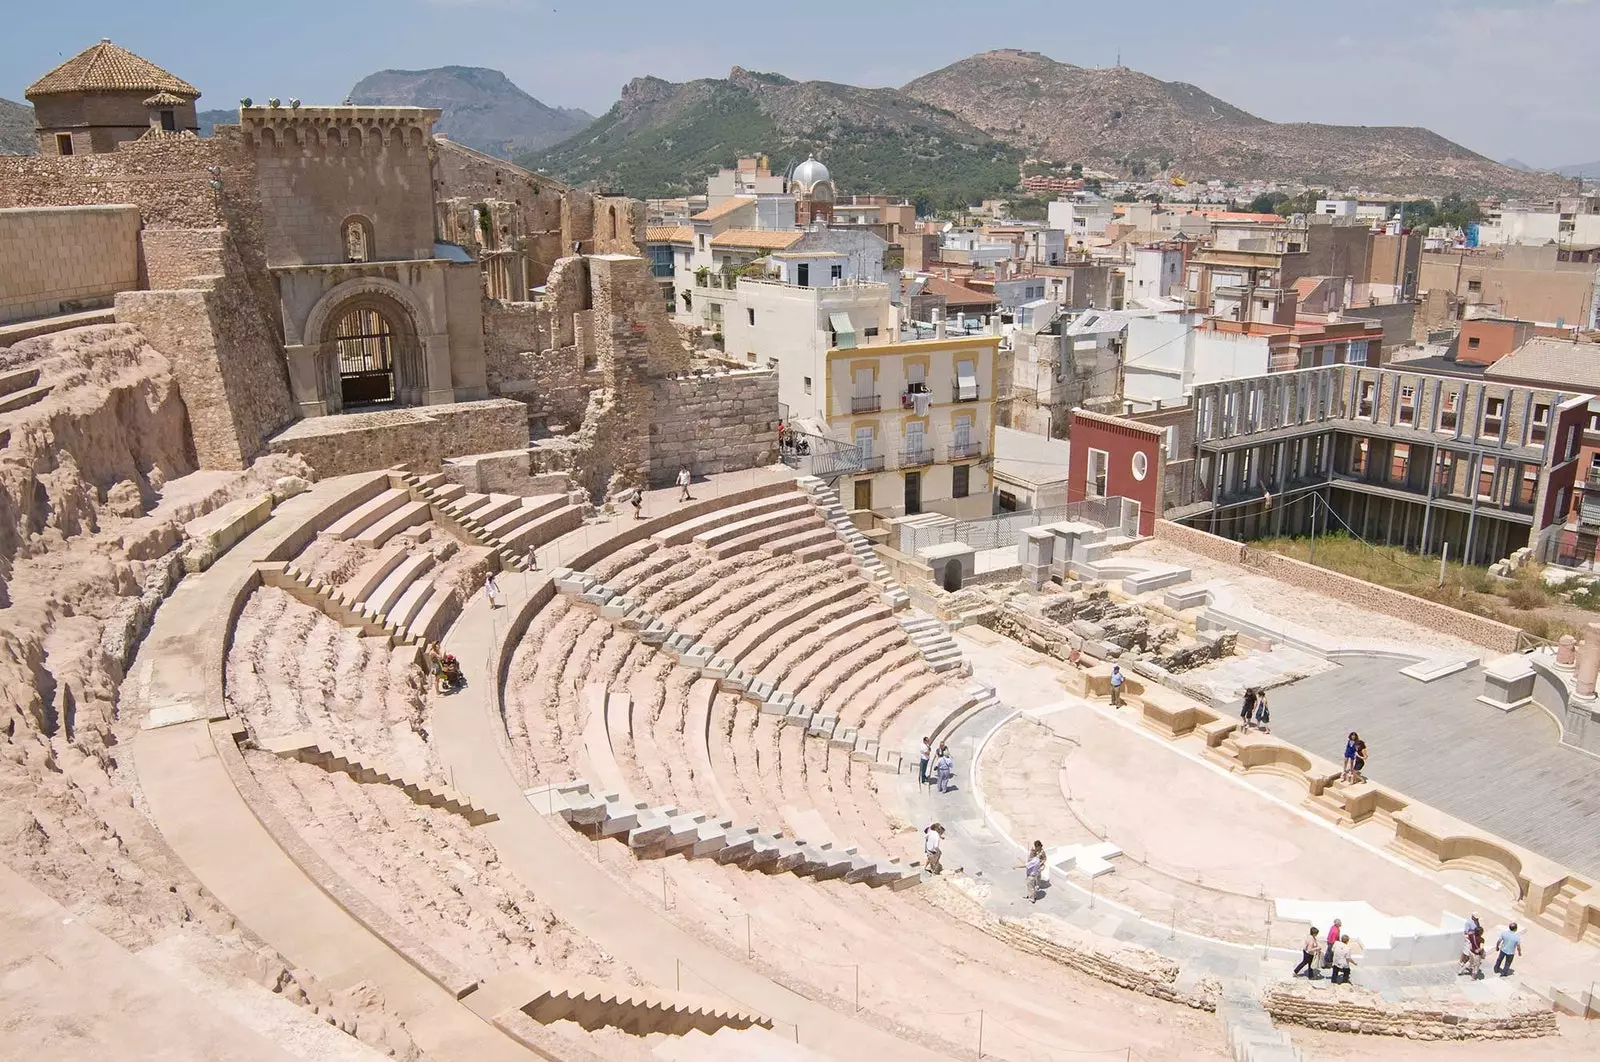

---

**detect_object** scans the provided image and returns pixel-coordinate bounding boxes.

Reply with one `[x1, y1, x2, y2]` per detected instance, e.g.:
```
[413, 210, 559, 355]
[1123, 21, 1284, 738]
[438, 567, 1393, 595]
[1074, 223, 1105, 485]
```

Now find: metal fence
[897, 497, 1128, 555]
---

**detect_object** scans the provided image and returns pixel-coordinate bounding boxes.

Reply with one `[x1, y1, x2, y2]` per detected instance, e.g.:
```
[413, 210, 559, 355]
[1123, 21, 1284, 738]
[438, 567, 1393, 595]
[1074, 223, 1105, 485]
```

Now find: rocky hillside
[527, 66, 1021, 205]
[903, 50, 1557, 196]
[0, 98, 37, 155]
[349, 66, 592, 158]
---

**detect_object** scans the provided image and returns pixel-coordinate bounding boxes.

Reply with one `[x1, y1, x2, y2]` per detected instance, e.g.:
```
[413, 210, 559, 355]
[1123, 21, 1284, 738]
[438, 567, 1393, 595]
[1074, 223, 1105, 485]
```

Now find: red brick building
[1065, 409, 1164, 535]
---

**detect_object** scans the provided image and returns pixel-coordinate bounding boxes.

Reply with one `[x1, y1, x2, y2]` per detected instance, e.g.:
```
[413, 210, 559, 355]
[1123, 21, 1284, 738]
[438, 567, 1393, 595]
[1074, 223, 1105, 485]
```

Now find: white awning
[956, 360, 978, 387]
[829, 312, 857, 349]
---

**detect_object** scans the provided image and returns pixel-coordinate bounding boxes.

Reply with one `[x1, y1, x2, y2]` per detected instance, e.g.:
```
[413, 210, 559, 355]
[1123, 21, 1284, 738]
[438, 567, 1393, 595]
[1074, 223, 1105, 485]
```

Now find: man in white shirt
[1109, 664, 1125, 707]
[1329, 935, 1354, 984]
[676, 467, 692, 502]
[924, 823, 943, 875]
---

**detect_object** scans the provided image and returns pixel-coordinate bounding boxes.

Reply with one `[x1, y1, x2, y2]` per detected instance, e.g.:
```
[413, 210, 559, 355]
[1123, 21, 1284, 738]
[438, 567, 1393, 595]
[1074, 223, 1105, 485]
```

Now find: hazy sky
[5, 0, 1597, 168]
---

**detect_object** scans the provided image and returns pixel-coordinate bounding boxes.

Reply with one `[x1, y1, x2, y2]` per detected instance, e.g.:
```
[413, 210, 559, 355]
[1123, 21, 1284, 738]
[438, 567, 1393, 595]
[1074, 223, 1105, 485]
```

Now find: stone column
[1575, 623, 1600, 699]
[284, 343, 330, 417]
[421, 333, 455, 406]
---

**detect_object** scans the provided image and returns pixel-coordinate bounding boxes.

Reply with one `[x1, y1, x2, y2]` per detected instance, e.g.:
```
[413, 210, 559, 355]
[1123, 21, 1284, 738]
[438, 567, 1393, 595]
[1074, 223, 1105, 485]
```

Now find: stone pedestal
[1020, 527, 1055, 589]
[1556, 634, 1577, 671]
[1576, 623, 1600, 699]
[1477, 655, 1536, 712]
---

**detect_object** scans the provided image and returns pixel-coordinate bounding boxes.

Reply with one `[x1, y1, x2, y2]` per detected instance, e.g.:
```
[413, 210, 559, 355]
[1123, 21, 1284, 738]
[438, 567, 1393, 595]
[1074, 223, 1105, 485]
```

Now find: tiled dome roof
[26, 39, 198, 99]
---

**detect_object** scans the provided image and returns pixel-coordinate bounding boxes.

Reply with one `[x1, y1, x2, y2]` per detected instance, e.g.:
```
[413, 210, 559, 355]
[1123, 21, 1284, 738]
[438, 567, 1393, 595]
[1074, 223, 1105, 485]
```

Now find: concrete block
[664, 631, 697, 658]
[682, 645, 715, 671]
[720, 669, 752, 693]
[783, 703, 814, 728]
[641, 620, 670, 645]
[184, 493, 273, 569]
[807, 714, 838, 738]
[600, 595, 636, 619]
[704, 656, 734, 679]
[829, 726, 858, 749]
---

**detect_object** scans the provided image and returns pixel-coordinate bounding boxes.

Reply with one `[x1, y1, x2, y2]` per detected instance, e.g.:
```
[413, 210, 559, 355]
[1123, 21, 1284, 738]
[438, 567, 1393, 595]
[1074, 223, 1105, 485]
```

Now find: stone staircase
[899, 615, 966, 674]
[259, 551, 462, 647]
[467, 969, 770, 1040]
[397, 470, 584, 570]
[0, 367, 51, 414]
[653, 1027, 827, 1060]
[553, 567, 914, 775]
[795, 475, 910, 610]
[258, 732, 498, 826]
[525, 779, 921, 890]
[1220, 997, 1305, 1062]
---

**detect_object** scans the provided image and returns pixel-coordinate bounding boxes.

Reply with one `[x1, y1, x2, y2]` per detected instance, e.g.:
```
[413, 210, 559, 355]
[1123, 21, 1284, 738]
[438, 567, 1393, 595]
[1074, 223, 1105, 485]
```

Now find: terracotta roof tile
[646, 225, 694, 244]
[920, 276, 1001, 307]
[691, 196, 756, 222]
[710, 228, 804, 250]
[27, 40, 199, 99]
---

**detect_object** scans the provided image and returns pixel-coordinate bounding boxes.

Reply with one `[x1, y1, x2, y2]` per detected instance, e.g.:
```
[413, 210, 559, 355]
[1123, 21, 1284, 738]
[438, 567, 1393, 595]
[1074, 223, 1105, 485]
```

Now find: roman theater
[3, 41, 1600, 1062]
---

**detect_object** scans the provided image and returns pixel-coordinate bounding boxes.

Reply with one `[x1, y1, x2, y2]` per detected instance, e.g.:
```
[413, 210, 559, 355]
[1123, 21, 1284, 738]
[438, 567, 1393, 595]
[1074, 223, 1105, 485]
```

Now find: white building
[1047, 199, 1116, 245]
[1477, 194, 1600, 247]
[1128, 246, 1185, 302]
[1120, 312, 1276, 409]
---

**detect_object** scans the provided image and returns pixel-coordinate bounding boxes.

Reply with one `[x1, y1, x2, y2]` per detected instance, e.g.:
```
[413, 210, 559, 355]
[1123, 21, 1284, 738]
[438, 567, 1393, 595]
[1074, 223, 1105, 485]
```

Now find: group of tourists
[1458, 914, 1523, 979]
[1239, 687, 1271, 732]
[627, 467, 695, 521]
[421, 641, 463, 694]
[1341, 731, 1368, 784]
[1019, 840, 1048, 903]
[918, 736, 955, 793]
[1292, 919, 1356, 983]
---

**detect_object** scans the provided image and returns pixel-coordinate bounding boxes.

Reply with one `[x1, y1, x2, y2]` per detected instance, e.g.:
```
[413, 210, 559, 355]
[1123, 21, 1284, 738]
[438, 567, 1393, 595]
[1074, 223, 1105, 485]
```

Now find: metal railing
[897, 497, 1128, 554]
[850, 395, 882, 414]
[947, 439, 983, 461]
[899, 446, 934, 468]
[855, 453, 886, 473]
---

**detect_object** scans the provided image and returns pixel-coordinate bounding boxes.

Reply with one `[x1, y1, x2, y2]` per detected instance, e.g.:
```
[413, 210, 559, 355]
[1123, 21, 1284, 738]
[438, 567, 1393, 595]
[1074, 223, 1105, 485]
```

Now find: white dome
[792, 154, 830, 189]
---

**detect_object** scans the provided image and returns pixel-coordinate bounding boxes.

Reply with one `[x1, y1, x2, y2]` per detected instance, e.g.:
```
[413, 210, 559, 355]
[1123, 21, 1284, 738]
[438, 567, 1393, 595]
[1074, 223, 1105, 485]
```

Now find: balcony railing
[948, 439, 983, 461]
[953, 382, 981, 403]
[855, 453, 886, 473]
[900, 446, 935, 468]
[851, 395, 882, 414]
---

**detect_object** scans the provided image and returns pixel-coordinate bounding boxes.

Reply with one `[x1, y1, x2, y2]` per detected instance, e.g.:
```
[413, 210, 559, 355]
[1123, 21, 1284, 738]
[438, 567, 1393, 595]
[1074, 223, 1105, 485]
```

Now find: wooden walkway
[1267, 655, 1600, 879]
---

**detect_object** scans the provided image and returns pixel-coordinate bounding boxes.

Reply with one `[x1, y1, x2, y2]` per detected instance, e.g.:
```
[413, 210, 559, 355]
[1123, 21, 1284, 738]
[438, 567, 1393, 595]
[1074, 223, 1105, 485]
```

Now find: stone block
[640, 620, 670, 645]
[808, 714, 838, 738]
[600, 596, 636, 619]
[719, 669, 751, 693]
[783, 703, 814, 728]
[1478, 654, 1536, 712]
[829, 726, 858, 749]
[704, 656, 734, 679]
[664, 631, 697, 658]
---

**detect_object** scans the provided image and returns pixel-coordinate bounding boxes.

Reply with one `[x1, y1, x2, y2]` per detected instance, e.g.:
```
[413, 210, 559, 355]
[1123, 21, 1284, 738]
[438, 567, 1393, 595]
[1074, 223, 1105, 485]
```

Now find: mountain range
[0, 98, 38, 154]
[522, 51, 1560, 199]
[349, 66, 591, 157]
[525, 66, 1020, 207]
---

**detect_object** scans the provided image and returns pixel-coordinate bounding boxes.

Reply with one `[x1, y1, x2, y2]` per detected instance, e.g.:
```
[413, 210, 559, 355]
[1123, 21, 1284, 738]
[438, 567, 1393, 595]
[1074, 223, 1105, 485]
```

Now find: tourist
[1323, 918, 1342, 969]
[1330, 934, 1355, 985]
[677, 466, 692, 502]
[422, 642, 441, 685]
[1463, 921, 1486, 980]
[1342, 732, 1360, 783]
[1109, 664, 1125, 707]
[1459, 914, 1483, 975]
[935, 748, 955, 793]
[1022, 842, 1045, 903]
[1253, 689, 1271, 733]
[630, 490, 643, 520]
[1294, 927, 1320, 978]
[918, 735, 932, 786]
[924, 823, 943, 874]
[1240, 687, 1258, 731]
[484, 573, 504, 609]
[1494, 922, 1522, 976]
[1352, 738, 1368, 783]
[526, 545, 538, 571]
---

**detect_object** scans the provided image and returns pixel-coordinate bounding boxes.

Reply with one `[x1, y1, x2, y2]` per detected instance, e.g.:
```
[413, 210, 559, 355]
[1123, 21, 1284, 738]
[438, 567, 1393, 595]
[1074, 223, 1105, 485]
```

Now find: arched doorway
[331, 305, 396, 407]
[313, 291, 425, 413]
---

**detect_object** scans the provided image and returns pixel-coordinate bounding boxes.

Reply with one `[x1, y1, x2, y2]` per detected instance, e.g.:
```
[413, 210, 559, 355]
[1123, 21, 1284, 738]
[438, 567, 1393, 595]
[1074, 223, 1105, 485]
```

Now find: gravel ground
[1123, 539, 1482, 656]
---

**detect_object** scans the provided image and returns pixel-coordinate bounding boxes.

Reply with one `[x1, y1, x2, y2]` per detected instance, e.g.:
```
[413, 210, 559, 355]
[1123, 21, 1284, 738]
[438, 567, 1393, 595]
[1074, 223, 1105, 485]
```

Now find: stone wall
[1263, 983, 1556, 1040]
[646, 369, 779, 487]
[1152, 519, 1522, 652]
[266, 399, 528, 477]
[116, 275, 295, 470]
[138, 228, 230, 289]
[481, 298, 592, 428]
[433, 139, 571, 291]
[0, 205, 141, 323]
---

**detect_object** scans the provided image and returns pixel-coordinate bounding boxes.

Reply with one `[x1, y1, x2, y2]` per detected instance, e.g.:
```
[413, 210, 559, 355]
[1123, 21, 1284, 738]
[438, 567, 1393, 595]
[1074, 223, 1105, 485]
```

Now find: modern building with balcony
[1180, 363, 1589, 566]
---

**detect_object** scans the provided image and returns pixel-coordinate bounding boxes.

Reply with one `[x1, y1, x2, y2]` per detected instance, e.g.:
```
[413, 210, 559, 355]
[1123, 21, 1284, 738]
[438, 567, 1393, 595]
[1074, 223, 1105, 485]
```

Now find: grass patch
[1249, 532, 1580, 643]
